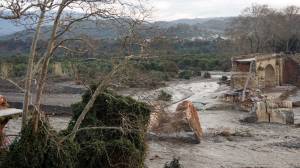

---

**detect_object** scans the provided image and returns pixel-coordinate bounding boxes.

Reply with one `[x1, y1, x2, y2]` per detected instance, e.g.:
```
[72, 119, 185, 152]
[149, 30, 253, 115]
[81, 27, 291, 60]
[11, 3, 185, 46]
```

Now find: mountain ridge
[0, 17, 234, 40]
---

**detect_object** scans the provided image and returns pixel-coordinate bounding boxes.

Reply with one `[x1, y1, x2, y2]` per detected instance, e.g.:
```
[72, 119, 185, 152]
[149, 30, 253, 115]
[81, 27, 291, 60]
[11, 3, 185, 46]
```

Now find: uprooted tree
[3, 88, 151, 168]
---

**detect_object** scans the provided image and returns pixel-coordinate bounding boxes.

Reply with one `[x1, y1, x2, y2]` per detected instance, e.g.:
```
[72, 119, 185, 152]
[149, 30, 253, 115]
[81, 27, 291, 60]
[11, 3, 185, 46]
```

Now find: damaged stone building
[229, 53, 300, 125]
[231, 53, 300, 90]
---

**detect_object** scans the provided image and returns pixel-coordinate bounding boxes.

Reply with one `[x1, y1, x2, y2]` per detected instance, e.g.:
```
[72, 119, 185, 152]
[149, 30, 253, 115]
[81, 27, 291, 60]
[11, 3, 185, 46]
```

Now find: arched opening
[265, 64, 276, 88]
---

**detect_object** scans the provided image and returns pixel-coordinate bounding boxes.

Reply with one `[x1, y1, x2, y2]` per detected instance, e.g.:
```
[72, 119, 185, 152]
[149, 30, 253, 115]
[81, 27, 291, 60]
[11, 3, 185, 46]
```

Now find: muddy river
[4, 77, 300, 168]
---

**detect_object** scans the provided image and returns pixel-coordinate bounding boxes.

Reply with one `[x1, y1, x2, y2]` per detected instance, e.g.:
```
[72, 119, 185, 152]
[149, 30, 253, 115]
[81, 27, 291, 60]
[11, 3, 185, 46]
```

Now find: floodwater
[4, 77, 300, 168]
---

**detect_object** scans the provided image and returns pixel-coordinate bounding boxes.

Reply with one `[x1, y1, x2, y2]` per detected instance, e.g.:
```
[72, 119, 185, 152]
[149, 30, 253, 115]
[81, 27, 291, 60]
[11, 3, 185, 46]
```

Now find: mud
[143, 78, 300, 168]
[0, 79, 83, 114]
[3, 76, 300, 167]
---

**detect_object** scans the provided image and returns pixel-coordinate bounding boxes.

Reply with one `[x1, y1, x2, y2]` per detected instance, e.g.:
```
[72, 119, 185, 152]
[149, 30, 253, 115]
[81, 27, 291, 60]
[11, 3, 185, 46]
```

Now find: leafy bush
[12, 63, 27, 77]
[179, 70, 193, 80]
[161, 61, 179, 74]
[157, 90, 172, 101]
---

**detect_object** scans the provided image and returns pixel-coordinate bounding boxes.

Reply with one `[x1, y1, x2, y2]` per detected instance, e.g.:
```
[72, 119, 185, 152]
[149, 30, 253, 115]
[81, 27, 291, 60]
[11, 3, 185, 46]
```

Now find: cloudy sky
[149, 0, 300, 21]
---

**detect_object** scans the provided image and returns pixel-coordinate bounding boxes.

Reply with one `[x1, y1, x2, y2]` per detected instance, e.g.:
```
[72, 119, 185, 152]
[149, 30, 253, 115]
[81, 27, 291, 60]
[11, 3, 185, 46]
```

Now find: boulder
[255, 101, 294, 125]
[148, 101, 203, 143]
[256, 102, 269, 122]
[270, 109, 294, 124]
[172, 101, 203, 143]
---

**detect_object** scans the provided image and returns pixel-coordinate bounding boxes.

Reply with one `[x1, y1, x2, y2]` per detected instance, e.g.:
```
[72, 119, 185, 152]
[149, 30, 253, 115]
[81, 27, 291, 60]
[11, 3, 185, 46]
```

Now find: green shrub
[13, 63, 27, 77]
[157, 90, 172, 101]
[179, 70, 193, 80]
[161, 61, 179, 74]
[164, 158, 183, 168]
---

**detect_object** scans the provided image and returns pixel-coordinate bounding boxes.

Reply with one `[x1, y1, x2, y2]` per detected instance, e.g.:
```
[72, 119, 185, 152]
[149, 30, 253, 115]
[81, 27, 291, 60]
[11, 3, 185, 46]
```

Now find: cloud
[149, 0, 300, 21]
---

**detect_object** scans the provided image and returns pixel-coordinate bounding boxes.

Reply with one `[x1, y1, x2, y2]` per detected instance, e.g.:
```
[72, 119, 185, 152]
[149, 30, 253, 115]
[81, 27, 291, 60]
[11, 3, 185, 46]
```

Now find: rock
[270, 109, 294, 124]
[148, 101, 203, 143]
[173, 101, 203, 143]
[255, 101, 294, 125]
[256, 102, 269, 123]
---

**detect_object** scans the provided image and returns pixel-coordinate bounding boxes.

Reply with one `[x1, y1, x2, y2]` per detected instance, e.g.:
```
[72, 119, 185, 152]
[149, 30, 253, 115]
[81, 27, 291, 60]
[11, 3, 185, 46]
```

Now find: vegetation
[3, 89, 151, 168]
[69, 89, 151, 168]
[164, 158, 183, 168]
[0, 52, 230, 83]
[227, 5, 300, 53]
[3, 121, 78, 168]
[157, 90, 172, 101]
[179, 70, 193, 80]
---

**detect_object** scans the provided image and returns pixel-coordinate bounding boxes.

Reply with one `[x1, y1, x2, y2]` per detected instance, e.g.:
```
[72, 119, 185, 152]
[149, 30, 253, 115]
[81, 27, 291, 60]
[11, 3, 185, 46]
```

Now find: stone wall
[231, 54, 284, 90]
[231, 73, 256, 90]
[255, 56, 282, 89]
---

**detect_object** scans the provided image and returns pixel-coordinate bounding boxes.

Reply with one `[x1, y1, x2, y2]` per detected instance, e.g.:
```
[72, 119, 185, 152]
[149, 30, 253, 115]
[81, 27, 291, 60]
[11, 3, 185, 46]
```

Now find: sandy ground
[4, 76, 300, 168]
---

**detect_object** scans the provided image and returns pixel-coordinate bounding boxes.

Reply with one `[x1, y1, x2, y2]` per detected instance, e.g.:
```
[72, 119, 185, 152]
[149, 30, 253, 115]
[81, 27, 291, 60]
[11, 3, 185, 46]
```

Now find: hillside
[0, 17, 234, 40]
[0, 19, 24, 36]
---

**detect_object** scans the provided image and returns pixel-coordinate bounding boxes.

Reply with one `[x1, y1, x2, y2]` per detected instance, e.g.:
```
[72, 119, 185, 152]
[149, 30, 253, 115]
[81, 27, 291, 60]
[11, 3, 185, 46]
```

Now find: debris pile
[223, 88, 295, 125]
[221, 89, 263, 111]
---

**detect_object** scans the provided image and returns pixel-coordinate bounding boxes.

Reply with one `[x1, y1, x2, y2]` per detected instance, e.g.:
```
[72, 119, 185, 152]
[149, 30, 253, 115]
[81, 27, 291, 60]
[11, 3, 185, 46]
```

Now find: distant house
[231, 53, 300, 90]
